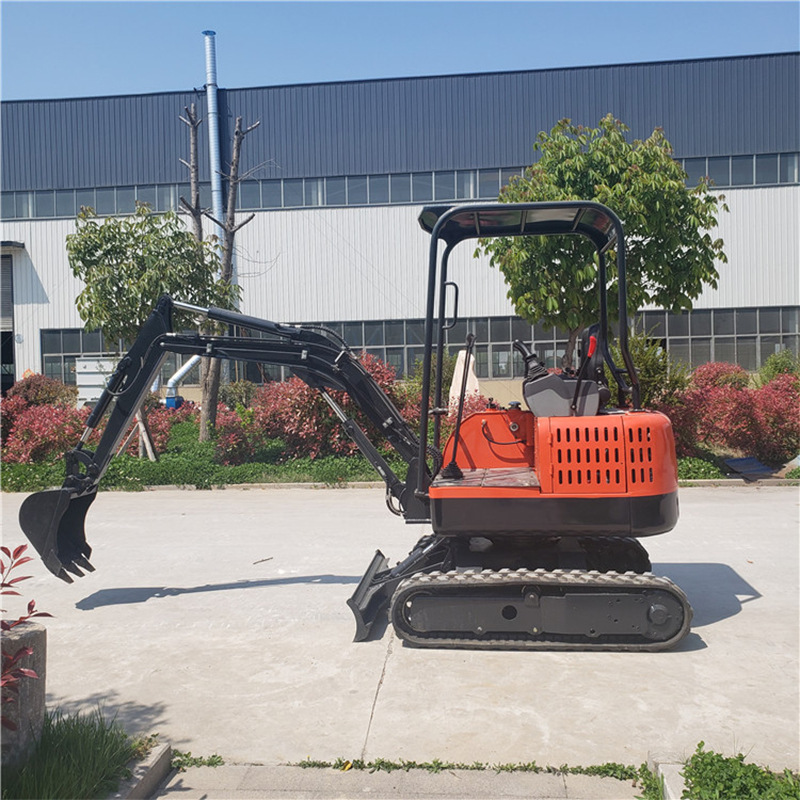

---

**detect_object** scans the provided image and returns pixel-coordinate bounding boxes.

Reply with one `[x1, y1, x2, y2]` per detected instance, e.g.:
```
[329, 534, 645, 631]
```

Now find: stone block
[1, 621, 46, 769]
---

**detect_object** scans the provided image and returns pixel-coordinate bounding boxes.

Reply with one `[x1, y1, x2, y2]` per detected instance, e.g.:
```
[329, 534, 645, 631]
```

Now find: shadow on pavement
[653, 562, 761, 627]
[75, 574, 361, 610]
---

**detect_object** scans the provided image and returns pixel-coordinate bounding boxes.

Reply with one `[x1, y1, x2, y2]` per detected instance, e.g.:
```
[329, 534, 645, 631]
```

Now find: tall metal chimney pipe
[202, 30, 225, 241]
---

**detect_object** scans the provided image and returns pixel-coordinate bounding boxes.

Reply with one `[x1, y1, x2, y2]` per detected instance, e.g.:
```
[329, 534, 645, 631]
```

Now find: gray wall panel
[2, 53, 797, 192]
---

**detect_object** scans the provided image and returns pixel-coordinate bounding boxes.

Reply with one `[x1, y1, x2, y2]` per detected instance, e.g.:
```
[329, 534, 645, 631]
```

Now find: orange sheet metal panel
[440, 408, 534, 471]
[537, 411, 677, 497]
[434, 408, 678, 501]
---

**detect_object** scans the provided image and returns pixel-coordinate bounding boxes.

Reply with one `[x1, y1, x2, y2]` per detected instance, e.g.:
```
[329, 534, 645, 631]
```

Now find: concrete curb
[135, 478, 800, 492]
[110, 743, 172, 800]
[648, 752, 686, 800]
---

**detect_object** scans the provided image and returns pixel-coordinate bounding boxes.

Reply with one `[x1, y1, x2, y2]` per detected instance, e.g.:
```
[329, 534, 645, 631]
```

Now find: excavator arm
[18, 295, 431, 584]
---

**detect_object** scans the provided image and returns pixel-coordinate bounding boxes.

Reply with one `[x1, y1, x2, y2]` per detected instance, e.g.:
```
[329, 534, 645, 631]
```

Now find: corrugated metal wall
[3, 53, 797, 191]
[2, 183, 798, 378]
[695, 186, 800, 307]
[1, 219, 86, 374]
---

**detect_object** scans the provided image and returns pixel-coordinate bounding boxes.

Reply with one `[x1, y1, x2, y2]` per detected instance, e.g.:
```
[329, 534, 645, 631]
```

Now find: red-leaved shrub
[661, 369, 800, 465]
[6, 373, 78, 407]
[690, 362, 750, 390]
[0, 395, 29, 446]
[748, 374, 800, 464]
[251, 352, 403, 459]
[2, 404, 89, 464]
[214, 404, 255, 465]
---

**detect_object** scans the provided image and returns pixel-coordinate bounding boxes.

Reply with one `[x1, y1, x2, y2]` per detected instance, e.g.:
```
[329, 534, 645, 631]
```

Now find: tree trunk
[562, 328, 581, 371]
[199, 358, 220, 440]
[198, 116, 260, 440]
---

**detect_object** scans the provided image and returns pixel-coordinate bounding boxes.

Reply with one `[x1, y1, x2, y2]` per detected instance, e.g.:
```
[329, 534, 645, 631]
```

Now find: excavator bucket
[18, 488, 97, 583]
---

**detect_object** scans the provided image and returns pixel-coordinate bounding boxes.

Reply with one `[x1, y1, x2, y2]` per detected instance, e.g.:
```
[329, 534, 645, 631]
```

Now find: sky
[1, 0, 798, 101]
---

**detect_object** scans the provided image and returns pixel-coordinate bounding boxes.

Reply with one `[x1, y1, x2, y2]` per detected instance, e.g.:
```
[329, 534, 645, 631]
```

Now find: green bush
[681, 741, 800, 800]
[218, 380, 259, 409]
[6, 373, 78, 407]
[758, 349, 800, 387]
[611, 328, 689, 408]
[1, 462, 65, 492]
[677, 457, 725, 481]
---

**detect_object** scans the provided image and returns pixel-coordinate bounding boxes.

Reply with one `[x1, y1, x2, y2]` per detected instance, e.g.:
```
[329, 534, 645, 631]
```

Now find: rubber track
[390, 567, 693, 652]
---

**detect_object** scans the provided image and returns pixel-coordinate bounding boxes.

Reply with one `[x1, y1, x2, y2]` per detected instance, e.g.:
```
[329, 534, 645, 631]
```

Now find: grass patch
[682, 742, 800, 800]
[170, 749, 225, 771]
[1, 708, 152, 800]
[293, 756, 661, 796]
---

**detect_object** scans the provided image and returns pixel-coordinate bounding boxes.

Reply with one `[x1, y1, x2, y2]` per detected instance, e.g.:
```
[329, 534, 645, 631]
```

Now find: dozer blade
[347, 550, 392, 642]
[18, 489, 97, 583]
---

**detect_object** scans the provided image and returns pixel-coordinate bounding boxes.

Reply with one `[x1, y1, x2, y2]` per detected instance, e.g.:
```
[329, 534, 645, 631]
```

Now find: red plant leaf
[11, 545, 28, 560]
[0, 547, 10, 559]
[16, 669, 38, 680]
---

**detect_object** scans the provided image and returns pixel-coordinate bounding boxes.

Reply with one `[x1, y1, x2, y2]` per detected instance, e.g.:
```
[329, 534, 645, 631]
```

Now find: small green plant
[292, 755, 660, 794]
[218, 380, 259, 409]
[611, 328, 690, 408]
[170, 749, 225, 771]
[786, 466, 800, 480]
[681, 741, 800, 799]
[1, 709, 143, 800]
[677, 457, 726, 481]
[757, 349, 800, 387]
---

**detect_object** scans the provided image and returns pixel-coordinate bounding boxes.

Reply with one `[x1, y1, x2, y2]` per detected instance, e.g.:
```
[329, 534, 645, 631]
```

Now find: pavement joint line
[361, 635, 394, 760]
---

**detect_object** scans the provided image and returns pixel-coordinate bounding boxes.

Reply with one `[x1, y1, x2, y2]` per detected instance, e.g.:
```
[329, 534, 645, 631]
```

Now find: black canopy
[418, 201, 620, 252]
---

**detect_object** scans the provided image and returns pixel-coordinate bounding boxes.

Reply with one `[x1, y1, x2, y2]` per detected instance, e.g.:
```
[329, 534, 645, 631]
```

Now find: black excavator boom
[19, 295, 431, 608]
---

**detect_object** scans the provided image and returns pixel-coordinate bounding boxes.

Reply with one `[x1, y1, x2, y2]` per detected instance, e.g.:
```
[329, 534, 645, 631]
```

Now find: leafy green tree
[479, 115, 727, 366]
[66, 204, 238, 346]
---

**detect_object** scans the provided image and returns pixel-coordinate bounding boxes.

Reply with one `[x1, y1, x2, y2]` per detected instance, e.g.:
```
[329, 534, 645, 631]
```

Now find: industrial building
[1, 51, 798, 397]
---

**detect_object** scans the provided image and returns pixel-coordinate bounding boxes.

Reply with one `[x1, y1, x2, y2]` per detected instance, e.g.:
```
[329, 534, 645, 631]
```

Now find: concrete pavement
[2, 484, 798, 798]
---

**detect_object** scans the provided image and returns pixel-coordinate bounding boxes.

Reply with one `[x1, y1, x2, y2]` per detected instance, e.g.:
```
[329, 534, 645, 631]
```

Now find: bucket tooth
[56, 567, 74, 584]
[63, 561, 86, 578]
[74, 555, 95, 573]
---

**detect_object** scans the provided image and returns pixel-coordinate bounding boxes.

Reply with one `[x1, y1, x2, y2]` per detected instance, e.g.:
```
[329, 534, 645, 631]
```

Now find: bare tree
[179, 103, 204, 242]
[188, 115, 260, 440]
[179, 103, 218, 441]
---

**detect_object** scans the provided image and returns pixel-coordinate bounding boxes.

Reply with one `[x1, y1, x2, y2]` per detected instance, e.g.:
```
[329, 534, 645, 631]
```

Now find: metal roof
[2, 52, 798, 192]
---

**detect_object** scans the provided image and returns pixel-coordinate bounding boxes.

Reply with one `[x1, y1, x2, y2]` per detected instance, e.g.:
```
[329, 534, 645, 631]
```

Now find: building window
[411, 173, 433, 203]
[368, 175, 389, 204]
[390, 174, 411, 203]
[348, 176, 368, 205]
[40, 328, 113, 385]
[238, 181, 261, 210]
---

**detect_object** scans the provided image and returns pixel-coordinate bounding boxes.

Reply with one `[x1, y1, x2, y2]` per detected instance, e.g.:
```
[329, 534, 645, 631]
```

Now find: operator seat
[515, 324, 609, 417]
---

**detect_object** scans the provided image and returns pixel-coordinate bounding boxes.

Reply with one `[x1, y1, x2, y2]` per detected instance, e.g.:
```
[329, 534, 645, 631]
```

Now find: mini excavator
[19, 201, 692, 651]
